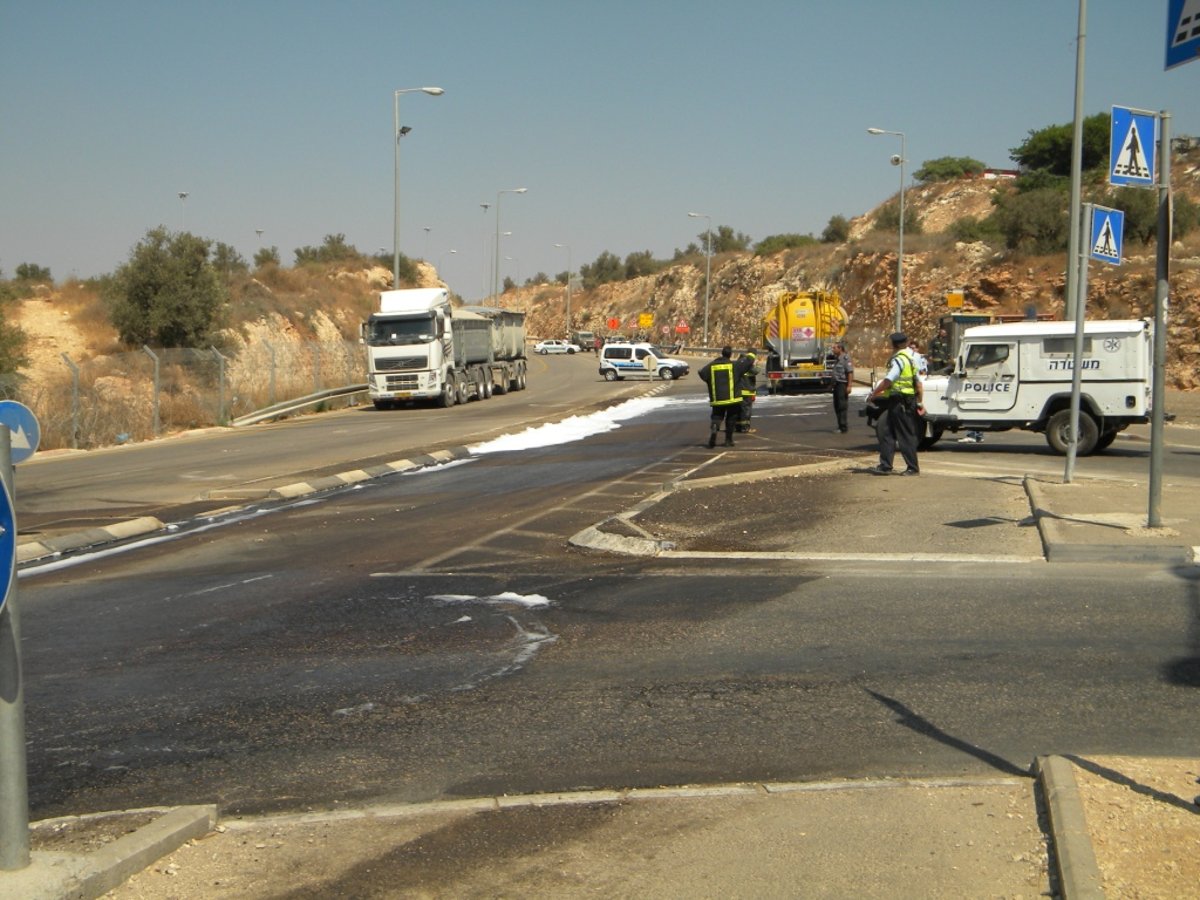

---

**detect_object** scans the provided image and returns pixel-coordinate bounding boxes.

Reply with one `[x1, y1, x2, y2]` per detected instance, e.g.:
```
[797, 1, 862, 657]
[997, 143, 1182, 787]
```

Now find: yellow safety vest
[886, 350, 917, 397]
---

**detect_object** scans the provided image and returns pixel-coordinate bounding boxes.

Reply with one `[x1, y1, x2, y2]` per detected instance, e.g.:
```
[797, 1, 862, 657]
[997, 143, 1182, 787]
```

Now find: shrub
[753, 233, 817, 255]
[913, 156, 986, 183]
[254, 246, 281, 268]
[949, 215, 1002, 243]
[873, 200, 923, 234]
[821, 216, 851, 243]
[990, 188, 1069, 253]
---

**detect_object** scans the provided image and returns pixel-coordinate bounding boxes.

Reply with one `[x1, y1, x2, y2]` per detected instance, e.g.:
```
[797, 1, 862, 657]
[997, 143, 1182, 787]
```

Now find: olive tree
[105, 227, 227, 347]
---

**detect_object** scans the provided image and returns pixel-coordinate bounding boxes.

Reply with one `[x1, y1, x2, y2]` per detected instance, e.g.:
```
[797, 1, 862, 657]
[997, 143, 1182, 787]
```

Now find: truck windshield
[366, 316, 435, 346]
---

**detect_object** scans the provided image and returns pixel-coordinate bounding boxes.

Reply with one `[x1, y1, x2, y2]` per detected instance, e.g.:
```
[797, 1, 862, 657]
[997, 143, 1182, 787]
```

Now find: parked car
[534, 339, 581, 355]
[599, 342, 690, 381]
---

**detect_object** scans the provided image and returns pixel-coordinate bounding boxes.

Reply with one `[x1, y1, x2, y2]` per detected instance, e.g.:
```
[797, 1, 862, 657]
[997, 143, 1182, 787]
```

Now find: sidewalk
[7, 394, 1200, 898]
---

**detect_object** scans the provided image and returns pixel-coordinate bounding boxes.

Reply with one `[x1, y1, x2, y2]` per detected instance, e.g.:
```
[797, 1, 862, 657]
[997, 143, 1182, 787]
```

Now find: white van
[917, 318, 1152, 454]
[599, 342, 690, 381]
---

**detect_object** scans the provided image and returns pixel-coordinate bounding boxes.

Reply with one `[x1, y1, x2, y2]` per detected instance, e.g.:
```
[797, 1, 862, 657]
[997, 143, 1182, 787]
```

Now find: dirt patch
[1072, 755, 1200, 899]
[12, 297, 88, 386]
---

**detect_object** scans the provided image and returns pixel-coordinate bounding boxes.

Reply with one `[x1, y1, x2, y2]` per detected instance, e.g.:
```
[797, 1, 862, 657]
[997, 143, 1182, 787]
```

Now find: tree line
[5, 112, 1199, 381]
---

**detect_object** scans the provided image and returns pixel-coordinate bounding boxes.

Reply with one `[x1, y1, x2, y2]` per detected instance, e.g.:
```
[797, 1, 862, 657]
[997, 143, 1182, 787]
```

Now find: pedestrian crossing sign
[1089, 205, 1124, 266]
[1109, 106, 1157, 188]
[1166, 0, 1200, 70]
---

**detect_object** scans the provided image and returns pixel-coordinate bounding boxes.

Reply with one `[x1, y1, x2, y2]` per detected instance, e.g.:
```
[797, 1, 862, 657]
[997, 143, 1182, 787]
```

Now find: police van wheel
[918, 423, 944, 450]
[659, 368, 675, 380]
[603, 370, 619, 382]
[1046, 409, 1098, 455]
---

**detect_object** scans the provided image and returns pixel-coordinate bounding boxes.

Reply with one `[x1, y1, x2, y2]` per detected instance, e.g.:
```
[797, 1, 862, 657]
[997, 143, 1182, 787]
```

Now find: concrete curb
[17, 450, 477, 566]
[16, 517, 166, 565]
[1024, 476, 1195, 565]
[3, 805, 216, 900]
[1035, 755, 1105, 900]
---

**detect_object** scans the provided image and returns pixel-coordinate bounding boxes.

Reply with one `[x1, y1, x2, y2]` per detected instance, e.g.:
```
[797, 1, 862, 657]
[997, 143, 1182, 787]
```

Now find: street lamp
[393, 86, 443, 288]
[867, 127, 906, 334]
[555, 242, 572, 336]
[505, 256, 520, 290]
[423, 226, 431, 261]
[178, 192, 189, 230]
[492, 188, 527, 304]
[688, 212, 712, 346]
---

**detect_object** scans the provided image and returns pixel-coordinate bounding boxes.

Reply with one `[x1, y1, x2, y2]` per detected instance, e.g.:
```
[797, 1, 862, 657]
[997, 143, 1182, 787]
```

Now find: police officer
[830, 342, 853, 433]
[699, 346, 753, 448]
[736, 351, 758, 433]
[866, 332, 923, 475]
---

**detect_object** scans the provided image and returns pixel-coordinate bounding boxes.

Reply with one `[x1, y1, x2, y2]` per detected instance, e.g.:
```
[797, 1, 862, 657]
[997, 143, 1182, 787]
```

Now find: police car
[598, 342, 690, 381]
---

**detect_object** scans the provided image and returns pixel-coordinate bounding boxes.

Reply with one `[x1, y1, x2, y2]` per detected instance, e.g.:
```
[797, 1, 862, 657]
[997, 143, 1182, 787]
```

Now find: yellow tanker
[762, 289, 848, 394]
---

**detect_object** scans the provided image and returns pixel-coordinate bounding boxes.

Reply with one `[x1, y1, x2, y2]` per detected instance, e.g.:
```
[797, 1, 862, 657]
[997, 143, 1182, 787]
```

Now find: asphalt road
[14, 365, 1200, 822]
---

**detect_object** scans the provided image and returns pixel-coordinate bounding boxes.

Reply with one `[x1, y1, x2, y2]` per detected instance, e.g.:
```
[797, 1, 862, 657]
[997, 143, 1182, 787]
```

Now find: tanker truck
[762, 289, 848, 394]
[362, 288, 527, 410]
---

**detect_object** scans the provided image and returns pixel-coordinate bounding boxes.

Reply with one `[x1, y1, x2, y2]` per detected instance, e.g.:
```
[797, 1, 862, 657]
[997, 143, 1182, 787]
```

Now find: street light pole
[867, 127, 906, 334]
[688, 212, 712, 346]
[178, 192, 189, 230]
[555, 242, 571, 336]
[393, 86, 443, 289]
[493, 188, 527, 305]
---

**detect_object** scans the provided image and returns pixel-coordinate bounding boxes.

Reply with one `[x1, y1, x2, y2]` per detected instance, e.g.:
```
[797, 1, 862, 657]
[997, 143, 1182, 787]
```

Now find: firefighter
[736, 351, 758, 433]
[698, 346, 753, 448]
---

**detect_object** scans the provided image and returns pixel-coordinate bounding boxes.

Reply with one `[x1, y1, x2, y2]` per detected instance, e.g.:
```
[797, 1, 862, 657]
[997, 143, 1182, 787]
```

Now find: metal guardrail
[231, 384, 368, 427]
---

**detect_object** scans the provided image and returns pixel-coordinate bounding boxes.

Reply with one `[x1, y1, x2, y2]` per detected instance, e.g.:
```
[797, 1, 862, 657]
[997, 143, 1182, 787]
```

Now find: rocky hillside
[502, 151, 1200, 385]
[12, 151, 1200, 392]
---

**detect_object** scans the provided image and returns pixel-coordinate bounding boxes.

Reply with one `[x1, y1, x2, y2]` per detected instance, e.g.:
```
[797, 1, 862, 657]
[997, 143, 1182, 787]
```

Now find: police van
[918, 318, 1152, 455]
[598, 342, 690, 381]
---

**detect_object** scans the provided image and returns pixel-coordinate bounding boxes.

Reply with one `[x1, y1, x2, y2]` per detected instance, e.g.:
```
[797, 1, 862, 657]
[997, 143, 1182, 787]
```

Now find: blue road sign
[0, 401, 40, 465]
[1090, 206, 1124, 266]
[1166, 0, 1200, 70]
[1110, 107, 1157, 188]
[0, 479, 13, 613]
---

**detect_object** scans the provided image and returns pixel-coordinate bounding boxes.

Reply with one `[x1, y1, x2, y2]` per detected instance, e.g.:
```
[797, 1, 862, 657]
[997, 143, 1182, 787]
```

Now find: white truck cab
[920, 318, 1152, 454]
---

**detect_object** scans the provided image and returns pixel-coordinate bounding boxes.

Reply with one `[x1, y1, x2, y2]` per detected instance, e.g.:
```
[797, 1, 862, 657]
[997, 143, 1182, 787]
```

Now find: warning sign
[1089, 205, 1124, 266]
[1110, 107, 1157, 188]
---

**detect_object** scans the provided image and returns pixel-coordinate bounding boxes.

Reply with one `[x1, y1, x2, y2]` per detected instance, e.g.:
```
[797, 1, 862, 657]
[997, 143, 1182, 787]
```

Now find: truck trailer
[362, 288, 527, 409]
[762, 290, 848, 393]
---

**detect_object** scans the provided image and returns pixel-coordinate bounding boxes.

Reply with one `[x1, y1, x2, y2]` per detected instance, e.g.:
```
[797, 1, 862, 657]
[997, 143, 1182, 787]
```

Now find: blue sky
[3, 1, 1197, 302]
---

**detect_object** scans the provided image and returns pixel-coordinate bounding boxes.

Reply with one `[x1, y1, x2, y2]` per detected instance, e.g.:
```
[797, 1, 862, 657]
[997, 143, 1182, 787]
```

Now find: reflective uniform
[878, 348, 921, 473]
[699, 353, 753, 447]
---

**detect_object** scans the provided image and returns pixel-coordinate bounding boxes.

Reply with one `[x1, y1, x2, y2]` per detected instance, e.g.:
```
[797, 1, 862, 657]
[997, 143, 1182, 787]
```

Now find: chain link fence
[12, 339, 366, 451]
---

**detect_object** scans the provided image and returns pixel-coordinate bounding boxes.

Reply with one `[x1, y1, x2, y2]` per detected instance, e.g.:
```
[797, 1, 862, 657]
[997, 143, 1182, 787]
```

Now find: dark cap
[889, 332, 908, 345]
[721, 345, 733, 357]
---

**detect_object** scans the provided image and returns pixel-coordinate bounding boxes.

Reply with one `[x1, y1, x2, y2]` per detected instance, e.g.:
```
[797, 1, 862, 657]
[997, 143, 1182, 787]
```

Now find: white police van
[599, 342, 690, 381]
[918, 318, 1152, 454]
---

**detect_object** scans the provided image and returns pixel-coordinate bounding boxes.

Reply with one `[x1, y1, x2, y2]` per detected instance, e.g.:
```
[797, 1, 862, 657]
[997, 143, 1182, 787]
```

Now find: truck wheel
[482, 378, 493, 399]
[1046, 409, 1098, 455]
[455, 378, 469, 405]
[603, 370, 619, 382]
[437, 381, 455, 408]
[1094, 428, 1119, 451]
[517, 367, 527, 390]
